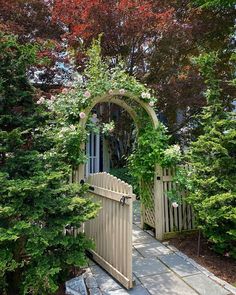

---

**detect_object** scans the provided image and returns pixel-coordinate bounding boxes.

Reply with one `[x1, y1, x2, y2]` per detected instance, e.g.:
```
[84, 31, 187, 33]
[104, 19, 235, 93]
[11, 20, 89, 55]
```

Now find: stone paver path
[88, 202, 236, 295]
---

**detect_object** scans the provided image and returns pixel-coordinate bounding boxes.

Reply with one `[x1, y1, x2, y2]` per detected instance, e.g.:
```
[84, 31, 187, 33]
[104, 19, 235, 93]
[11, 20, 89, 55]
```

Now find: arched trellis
[77, 89, 165, 240]
[79, 90, 159, 128]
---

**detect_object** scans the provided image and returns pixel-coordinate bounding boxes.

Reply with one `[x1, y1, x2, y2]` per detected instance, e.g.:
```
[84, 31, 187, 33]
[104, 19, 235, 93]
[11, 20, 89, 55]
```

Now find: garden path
[86, 202, 236, 295]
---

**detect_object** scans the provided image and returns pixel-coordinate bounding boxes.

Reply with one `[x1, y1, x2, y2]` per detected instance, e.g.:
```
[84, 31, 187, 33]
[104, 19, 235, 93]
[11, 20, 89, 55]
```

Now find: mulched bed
[167, 232, 236, 286]
[54, 285, 66, 295]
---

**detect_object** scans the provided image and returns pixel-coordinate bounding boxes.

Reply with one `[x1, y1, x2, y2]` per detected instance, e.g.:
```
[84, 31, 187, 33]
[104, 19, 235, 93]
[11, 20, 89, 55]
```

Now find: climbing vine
[128, 124, 182, 207]
[40, 37, 157, 169]
[39, 37, 181, 207]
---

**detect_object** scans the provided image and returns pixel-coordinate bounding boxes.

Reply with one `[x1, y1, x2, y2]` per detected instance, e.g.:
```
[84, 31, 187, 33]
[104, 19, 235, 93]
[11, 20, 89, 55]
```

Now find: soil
[54, 285, 66, 295]
[167, 232, 236, 286]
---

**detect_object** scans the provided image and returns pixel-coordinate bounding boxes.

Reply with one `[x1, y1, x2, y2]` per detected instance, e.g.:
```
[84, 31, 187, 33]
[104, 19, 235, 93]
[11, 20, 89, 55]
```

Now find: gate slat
[84, 172, 134, 289]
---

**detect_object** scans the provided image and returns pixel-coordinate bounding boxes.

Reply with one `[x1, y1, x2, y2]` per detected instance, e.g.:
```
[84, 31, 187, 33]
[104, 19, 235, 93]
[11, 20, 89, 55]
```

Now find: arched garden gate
[76, 90, 164, 289]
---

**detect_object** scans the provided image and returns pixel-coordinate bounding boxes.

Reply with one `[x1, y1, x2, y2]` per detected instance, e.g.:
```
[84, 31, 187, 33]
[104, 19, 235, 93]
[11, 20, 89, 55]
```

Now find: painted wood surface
[85, 172, 134, 289]
[143, 166, 196, 240]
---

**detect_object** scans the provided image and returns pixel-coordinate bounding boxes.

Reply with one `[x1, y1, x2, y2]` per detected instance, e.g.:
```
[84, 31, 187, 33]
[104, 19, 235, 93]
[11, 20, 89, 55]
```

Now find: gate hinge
[120, 195, 131, 206]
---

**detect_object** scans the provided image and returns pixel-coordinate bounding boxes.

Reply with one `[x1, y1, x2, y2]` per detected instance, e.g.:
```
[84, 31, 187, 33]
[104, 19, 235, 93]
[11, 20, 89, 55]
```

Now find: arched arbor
[76, 89, 164, 240]
[48, 39, 195, 289]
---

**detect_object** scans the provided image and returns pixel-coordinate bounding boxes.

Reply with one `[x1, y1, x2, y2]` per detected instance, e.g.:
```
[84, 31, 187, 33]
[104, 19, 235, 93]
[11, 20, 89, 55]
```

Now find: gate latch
[120, 195, 131, 206]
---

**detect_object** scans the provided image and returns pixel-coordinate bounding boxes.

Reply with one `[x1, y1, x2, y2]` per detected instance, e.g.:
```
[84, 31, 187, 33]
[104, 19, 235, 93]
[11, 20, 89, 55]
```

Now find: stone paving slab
[133, 225, 157, 245]
[132, 248, 143, 258]
[103, 285, 150, 295]
[90, 265, 123, 292]
[133, 273, 142, 286]
[133, 215, 141, 223]
[87, 258, 96, 266]
[140, 272, 198, 295]
[158, 253, 200, 277]
[133, 257, 170, 278]
[134, 243, 173, 257]
[90, 288, 102, 295]
[183, 274, 231, 295]
[145, 230, 154, 237]
[133, 221, 142, 228]
[65, 276, 88, 295]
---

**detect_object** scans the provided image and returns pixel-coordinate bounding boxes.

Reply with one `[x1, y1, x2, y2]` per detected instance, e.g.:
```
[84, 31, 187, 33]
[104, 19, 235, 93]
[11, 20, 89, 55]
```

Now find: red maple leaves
[52, 0, 174, 46]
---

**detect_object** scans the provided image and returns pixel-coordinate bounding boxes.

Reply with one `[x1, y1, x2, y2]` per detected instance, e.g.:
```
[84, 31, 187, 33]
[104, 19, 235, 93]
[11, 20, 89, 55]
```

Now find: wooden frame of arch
[79, 90, 159, 128]
[77, 90, 164, 241]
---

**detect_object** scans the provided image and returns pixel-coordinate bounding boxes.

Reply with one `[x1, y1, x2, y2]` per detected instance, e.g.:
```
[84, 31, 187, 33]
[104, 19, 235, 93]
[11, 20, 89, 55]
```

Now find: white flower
[141, 92, 147, 99]
[92, 113, 97, 119]
[119, 89, 125, 95]
[69, 125, 76, 131]
[66, 81, 73, 87]
[109, 89, 114, 95]
[79, 112, 86, 119]
[36, 97, 45, 104]
[149, 101, 154, 107]
[102, 121, 115, 134]
[72, 72, 83, 83]
[50, 95, 56, 101]
[84, 90, 91, 98]
[61, 127, 68, 132]
[172, 202, 179, 208]
[164, 145, 181, 158]
[141, 92, 151, 99]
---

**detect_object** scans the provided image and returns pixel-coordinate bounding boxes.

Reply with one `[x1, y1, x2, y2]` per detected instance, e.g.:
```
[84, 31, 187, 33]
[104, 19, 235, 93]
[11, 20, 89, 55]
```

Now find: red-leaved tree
[52, 0, 174, 74]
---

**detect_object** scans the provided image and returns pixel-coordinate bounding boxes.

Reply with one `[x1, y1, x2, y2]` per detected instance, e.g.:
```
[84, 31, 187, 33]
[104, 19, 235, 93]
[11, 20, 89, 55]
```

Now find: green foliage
[45, 38, 161, 209]
[101, 121, 115, 136]
[47, 38, 157, 122]
[186, 51, 236, 257]
[128, 124, 181, 206]
[192, 0, 235, 8]
[0, 33, 99, 294]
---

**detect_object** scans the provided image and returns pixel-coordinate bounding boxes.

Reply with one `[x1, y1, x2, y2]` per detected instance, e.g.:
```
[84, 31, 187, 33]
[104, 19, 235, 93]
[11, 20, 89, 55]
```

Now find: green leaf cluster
[128, 124, 182, 206]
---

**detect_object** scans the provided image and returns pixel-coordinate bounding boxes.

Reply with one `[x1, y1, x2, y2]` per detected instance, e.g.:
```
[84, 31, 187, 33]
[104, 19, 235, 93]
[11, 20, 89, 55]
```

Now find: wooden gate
[84, 172, 134, 289]
[142, 165, 196, 240]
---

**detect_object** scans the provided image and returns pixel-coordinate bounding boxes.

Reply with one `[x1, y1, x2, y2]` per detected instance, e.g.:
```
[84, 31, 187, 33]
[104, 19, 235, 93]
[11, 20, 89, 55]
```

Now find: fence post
[155, 165, 164, 240]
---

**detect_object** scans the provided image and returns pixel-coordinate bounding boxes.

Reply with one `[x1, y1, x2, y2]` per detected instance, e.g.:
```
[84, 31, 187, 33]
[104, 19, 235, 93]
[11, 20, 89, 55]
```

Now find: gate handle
[120, 195, 131, 206]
